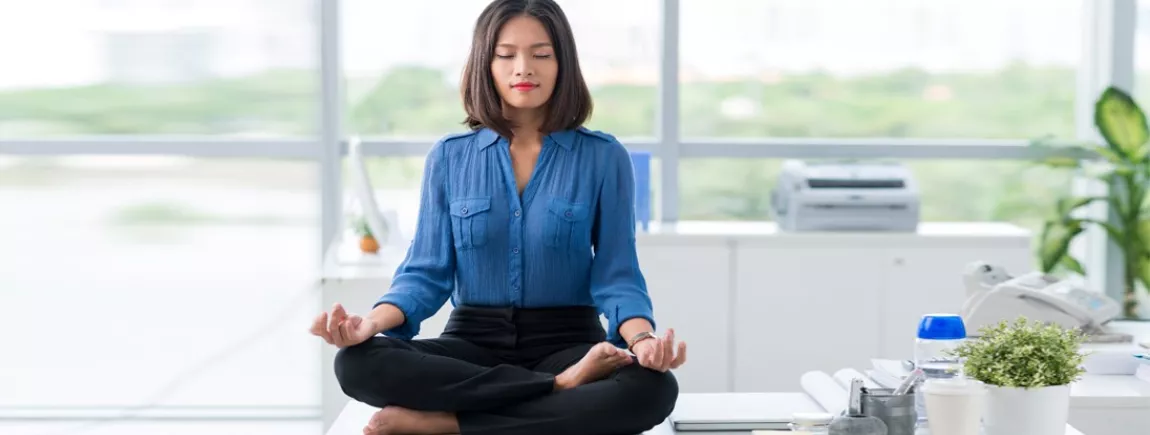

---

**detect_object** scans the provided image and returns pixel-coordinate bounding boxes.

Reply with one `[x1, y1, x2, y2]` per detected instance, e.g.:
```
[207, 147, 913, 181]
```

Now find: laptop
[669, 393, 823, 431]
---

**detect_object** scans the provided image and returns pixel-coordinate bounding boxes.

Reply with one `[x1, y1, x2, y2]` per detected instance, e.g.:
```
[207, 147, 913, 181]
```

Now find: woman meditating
[309, 1, 686, 433]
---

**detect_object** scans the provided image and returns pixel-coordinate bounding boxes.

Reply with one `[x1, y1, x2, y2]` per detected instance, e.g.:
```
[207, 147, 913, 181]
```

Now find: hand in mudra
[310, 303, 377, 348]
[632, 328, 687, 372]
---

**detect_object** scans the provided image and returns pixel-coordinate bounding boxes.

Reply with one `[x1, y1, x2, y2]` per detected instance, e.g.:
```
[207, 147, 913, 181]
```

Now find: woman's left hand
[632, 328, 687, 372]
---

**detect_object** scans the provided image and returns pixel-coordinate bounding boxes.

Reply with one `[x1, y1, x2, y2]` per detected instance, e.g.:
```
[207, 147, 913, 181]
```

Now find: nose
[514, 56, 533, 77]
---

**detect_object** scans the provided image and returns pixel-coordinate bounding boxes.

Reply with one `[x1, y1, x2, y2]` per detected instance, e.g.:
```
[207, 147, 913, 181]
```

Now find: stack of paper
[800, 371, 846, 415]
[867, 359, 913, 389]
[798, 368, 884, 416]
[832, 368, 881, 390]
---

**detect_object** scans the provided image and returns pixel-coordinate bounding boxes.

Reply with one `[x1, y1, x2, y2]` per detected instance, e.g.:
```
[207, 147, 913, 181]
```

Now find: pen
[1134, 354, 1150, 362]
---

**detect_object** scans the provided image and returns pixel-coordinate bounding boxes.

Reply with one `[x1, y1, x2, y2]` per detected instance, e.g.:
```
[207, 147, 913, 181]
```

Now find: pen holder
[859, 388, 917, 435]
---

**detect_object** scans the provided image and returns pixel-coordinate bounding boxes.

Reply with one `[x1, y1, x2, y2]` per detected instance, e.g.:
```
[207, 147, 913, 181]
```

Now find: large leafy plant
[1035, 86, 1150, 317]
[951, 317, 1086, 388]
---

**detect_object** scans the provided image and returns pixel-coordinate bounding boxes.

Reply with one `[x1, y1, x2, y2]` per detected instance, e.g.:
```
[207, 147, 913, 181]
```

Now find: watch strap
[627, 331, 657, 352]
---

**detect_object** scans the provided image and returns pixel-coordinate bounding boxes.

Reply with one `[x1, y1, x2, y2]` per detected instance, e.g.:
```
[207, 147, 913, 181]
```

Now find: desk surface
[640, 419, 1085, 435]
[641, 221, 1030, 238]
[1072, 321, 1150, 407]
[325, 394, 1085, 435]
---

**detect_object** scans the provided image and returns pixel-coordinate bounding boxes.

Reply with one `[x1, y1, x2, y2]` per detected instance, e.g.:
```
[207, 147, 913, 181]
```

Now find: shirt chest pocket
[449, 197, 492, 250]
[544, 197, 591, 251]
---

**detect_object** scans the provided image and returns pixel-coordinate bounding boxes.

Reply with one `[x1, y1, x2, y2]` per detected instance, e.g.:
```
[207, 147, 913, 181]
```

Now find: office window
[342, 0, 659, 138]
[342, 0, 660, 228]
[680, 158, 1073, 235]
[679, 0, 1082, 139]
[0, 156, 319, 432]
[0, 0, 317, 137]
[345, 156, 426, 240]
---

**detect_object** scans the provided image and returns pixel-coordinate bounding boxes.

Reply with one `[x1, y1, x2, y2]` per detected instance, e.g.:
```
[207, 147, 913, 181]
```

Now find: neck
[504, 106, 546, 144]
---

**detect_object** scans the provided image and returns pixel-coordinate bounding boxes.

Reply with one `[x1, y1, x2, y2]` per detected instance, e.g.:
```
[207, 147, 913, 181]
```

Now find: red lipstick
[512, 82, 538, 91]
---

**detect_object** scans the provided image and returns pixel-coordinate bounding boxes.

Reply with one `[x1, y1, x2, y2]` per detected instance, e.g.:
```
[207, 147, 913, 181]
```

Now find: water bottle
[913, 314, 967, 431]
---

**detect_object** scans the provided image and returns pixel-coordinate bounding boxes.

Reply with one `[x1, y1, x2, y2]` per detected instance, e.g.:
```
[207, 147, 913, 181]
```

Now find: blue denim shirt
[375, 126, 654, 346]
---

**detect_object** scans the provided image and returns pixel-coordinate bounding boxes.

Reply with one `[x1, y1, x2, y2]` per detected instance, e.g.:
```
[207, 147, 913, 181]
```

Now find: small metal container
[859, 388, 917, 435]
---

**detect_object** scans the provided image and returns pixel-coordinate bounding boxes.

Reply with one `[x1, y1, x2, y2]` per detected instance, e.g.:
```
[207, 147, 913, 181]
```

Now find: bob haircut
[461, 0, 593, 139]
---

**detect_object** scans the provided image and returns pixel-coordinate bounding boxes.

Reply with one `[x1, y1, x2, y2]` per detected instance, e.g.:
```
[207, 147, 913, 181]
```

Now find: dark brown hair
[461, 0, 593, 139]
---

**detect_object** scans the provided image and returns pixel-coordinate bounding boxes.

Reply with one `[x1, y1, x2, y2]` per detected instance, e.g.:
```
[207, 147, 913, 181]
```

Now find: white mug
[921, 378, 987, 435]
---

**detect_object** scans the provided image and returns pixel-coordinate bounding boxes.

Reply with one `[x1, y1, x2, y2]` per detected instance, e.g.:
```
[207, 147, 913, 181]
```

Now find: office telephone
[960, 261, 1122, 336]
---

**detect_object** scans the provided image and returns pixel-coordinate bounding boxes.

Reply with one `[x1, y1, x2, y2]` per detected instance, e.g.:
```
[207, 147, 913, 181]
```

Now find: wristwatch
[627, 331, 657, 352]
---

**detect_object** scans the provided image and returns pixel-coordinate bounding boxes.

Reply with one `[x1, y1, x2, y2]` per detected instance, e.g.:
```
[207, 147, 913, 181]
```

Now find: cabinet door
[733, 246, 886, 391]
[879, 246, 1033, 359]
[637, 241, 732, 393]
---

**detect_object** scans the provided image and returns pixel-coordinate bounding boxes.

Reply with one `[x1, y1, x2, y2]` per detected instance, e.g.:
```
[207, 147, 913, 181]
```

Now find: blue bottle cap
[917, 314, 966, 340]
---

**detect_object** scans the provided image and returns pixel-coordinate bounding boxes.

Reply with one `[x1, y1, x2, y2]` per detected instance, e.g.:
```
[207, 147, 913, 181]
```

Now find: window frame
[0, 0, 1139, 422]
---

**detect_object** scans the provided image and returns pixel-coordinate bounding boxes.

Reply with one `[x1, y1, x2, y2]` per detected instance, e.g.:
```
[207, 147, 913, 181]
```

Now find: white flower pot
[981, 384, 1070, 435]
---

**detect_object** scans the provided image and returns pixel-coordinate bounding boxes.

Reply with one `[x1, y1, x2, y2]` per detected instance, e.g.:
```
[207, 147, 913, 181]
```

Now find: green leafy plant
[1033, 86, 1150, 317]
[352, 216, 373, 238]
[951, 317, 1086, 388]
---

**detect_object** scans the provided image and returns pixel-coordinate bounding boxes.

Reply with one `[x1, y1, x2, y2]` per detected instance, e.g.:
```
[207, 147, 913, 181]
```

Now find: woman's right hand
[310, 303, 378, 348]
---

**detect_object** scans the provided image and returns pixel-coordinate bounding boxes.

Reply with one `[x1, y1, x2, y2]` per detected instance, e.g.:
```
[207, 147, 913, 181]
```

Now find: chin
[504, 97, 548, 111]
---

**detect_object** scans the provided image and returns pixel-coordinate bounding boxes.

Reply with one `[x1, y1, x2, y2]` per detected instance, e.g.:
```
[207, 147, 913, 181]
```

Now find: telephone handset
[960, 261, 1122, 335]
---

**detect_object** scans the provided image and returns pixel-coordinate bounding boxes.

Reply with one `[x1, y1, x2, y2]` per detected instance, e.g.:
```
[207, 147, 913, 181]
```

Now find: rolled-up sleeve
[589, 141, 655, 346]
[374, 140, 455, 340]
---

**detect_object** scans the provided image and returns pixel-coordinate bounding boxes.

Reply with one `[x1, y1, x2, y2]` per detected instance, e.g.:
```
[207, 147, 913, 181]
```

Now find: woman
[310, 1, 685, 434]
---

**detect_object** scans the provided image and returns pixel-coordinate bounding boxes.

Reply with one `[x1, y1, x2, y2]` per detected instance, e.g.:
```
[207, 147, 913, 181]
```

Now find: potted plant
[1033, 86, 1150, 318]
[353, 216, 379, 254]
[950, 317, 1087, 435]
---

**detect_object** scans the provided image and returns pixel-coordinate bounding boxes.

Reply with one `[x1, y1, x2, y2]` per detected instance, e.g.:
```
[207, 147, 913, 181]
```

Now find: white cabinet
[733, 245, 886, 391]
[720, 223, 1033, 392]
[637, 239, 732, 393]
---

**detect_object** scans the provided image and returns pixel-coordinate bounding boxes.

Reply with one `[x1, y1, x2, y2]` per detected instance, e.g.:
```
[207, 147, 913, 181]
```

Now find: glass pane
[680, 0, 1081, 139]
[1138, 0, 1150, 106]
[0, 0, 317, 137]
[345, 156, 427, 241]
[0, 156, 319, 410]
[343, 0, 659, 138]
[680, 158, 1073, 235]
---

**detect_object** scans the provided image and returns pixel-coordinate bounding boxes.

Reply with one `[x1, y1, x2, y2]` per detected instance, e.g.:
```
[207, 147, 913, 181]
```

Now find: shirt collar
[476, 127, 576, 150]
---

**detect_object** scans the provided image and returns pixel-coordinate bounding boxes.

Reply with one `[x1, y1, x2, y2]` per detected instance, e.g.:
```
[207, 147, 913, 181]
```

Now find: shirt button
[514, 210, 521, 217]
[461, 207, 468, 215]
[513, 248, 520, 254]
[564, 210, 572, 218]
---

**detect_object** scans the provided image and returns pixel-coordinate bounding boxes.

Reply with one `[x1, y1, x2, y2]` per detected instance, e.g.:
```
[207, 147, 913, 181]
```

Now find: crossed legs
[335, 336, 678, 435]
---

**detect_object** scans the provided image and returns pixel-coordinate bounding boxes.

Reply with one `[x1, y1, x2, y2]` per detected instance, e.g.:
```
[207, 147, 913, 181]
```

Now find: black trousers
[334, 305, 679, 435]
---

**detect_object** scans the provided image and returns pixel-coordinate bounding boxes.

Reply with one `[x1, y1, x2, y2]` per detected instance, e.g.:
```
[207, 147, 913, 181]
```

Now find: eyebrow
[496, 42, 553, 49]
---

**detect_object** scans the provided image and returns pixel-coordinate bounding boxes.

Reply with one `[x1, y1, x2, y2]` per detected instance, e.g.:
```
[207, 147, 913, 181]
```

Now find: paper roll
[833, 368, 882, 390]
[800, 370, 847, 415]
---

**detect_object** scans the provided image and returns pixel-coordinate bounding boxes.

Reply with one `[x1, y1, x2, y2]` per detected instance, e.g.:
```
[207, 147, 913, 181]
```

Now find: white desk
[1065, 321, 1150, 435]
[855, 322, 1150, 435]
[324, 393, 1086, 435]
[640, 418, 1086, 435]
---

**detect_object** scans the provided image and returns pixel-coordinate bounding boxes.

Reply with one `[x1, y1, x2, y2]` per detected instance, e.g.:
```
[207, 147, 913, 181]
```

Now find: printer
[770, 159, 920, 232]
